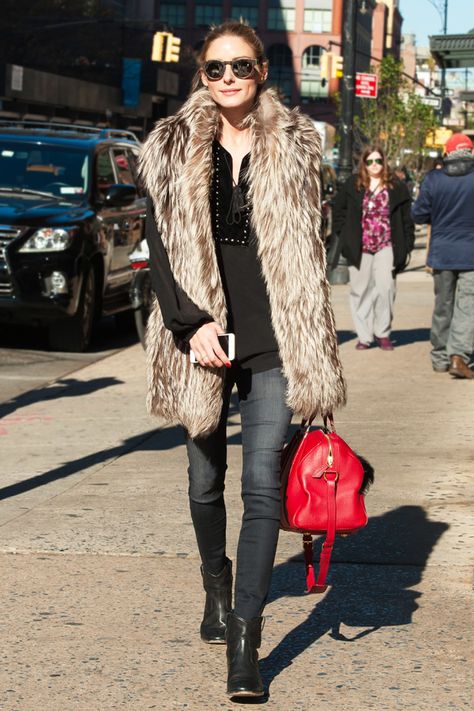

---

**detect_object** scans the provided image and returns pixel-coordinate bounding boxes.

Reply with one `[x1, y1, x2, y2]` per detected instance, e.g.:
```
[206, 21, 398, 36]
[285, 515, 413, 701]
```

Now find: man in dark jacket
[412, 134, 474, 378]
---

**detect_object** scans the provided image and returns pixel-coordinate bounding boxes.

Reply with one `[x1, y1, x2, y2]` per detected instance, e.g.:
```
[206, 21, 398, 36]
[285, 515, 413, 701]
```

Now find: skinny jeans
[185, 366, 292, 620]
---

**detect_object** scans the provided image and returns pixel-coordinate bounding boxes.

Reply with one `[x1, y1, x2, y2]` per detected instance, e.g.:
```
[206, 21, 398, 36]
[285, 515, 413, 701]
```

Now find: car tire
[134, 305, 148, 349]
[48, 267, 96, 352]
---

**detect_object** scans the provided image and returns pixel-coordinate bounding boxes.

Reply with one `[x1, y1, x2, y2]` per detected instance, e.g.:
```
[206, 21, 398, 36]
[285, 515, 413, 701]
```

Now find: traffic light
[320, 52, 330, 85]
[151, 32, 181, 62]
[332, 55, 343, 79]
[151, 32, 168, 62]
[151, 31, 181, 63]
[164, 34, 181, 63]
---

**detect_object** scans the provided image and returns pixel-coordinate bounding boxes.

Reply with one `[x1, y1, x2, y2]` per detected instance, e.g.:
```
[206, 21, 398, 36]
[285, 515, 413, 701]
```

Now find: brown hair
[191, 19, 268, 93]
[355, 145, 392, 191]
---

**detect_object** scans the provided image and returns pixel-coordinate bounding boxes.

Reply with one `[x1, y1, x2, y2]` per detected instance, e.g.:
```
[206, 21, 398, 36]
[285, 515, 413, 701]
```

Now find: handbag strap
[302, 412, 336, 433]
[303, 470, 338, 594]
[323, 412, 336, 432]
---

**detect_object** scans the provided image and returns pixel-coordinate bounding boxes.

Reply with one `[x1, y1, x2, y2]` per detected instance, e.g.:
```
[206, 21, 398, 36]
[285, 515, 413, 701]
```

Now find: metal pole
[440, 0, 448, 121]
[329, 0, 357, 284]
[337, 0, 358, 184]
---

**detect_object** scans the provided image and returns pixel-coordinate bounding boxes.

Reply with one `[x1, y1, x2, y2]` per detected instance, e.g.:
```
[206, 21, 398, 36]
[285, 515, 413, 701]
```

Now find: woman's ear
[200, 69, 209, 88]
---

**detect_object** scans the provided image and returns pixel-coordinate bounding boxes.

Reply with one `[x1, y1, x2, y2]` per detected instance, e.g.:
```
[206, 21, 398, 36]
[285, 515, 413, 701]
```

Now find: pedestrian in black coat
[333, 146, 415, 350]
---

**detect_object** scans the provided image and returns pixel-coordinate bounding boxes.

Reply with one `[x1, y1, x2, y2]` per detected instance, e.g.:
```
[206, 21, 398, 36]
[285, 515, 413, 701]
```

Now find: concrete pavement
[1, 244, 473, 710]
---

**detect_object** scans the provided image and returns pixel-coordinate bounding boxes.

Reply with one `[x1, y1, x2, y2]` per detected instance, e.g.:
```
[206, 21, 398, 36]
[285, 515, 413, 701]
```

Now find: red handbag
[280, 416, 369, 594]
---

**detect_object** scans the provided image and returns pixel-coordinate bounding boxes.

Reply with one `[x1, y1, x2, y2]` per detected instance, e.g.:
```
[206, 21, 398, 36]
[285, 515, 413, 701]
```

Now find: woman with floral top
[334, 146, 415, 350]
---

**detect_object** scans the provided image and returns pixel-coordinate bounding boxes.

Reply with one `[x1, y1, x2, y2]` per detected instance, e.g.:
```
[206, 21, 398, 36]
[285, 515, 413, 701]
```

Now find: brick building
[130, 0, 403, 122]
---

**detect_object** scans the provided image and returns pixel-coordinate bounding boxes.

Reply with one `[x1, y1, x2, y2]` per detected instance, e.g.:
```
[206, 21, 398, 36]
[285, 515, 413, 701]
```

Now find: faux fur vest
[139, 88, 346, 438]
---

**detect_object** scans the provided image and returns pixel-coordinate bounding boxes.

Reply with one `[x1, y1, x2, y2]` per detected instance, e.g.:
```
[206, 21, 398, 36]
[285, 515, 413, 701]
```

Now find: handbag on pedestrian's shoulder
[280, 416, 373, 593]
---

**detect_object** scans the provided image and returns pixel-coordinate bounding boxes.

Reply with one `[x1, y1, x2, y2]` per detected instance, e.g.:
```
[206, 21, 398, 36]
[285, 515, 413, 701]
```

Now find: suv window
[96, 149, 116, 198]
[0, 142, 89, 199]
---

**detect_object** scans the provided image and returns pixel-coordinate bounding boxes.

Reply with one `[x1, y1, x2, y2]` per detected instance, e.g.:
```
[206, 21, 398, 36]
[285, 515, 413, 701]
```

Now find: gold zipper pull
[323, 432, 333, 468]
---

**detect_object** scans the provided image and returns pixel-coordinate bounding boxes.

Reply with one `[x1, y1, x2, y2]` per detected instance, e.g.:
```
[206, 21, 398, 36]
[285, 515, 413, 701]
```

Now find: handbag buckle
[323, 471, 339, 483]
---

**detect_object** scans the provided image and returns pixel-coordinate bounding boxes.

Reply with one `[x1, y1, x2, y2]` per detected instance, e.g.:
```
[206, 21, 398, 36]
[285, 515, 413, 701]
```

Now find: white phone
[190, 333, 235, 363]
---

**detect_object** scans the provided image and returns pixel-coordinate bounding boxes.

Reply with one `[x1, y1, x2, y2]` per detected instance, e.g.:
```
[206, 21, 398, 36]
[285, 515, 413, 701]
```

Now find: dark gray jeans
[431, 270, 474, 367]
[185, 366, 292, 620]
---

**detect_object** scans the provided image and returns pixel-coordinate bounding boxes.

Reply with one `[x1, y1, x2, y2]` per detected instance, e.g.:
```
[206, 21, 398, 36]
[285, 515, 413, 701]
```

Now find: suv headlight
[19, 227, 76, 253]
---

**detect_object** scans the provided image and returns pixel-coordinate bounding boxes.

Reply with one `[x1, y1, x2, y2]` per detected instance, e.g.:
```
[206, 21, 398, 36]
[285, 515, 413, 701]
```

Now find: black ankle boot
[226, 613, 264, 697]
[200, 558, 233, 644]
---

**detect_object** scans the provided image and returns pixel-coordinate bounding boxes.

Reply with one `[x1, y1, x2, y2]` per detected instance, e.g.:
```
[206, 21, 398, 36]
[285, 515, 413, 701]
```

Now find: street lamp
[426, 0, 448, 34]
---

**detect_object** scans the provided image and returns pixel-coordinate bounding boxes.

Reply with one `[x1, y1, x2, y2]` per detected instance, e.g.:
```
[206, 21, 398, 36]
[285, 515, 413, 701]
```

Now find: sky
[398, 0, 473, 47]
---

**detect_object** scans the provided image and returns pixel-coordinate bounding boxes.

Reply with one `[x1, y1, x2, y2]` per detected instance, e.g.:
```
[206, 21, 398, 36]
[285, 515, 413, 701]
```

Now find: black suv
[0, 122, 145, 351]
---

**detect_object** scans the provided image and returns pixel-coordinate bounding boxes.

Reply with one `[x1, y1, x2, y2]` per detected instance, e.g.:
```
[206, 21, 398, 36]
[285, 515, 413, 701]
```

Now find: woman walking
[334, 146, 414, 350]
[140, 20, 345, 698]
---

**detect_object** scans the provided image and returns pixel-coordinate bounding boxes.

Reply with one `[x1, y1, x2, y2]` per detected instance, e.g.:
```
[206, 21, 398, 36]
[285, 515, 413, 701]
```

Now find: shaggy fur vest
[139, 88, 346, 438]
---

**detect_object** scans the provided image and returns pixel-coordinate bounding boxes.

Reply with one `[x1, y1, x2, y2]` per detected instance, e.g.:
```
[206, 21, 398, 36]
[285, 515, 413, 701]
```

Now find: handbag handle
[323, 412, 336, 432]
[301, 412, 336, 433]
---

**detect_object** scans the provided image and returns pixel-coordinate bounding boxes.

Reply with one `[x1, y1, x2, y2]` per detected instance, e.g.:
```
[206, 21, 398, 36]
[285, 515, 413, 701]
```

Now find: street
[0, 239, 472, 710]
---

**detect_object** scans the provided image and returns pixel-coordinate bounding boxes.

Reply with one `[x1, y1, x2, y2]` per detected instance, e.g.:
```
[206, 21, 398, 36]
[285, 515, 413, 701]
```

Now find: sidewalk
[1, 255, 473, 710]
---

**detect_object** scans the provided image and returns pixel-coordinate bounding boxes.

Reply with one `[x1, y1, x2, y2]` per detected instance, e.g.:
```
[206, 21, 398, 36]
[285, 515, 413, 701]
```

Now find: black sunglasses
[203, 57, 259, 81]
[365, 158, 383, 166]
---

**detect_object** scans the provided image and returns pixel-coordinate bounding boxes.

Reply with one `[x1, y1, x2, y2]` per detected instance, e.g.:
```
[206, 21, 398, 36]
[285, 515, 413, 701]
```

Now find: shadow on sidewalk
[337, 330, 356, 346]
[0, 377, 124, 419]
[0, 427, 157, 501]
[0, 316, 138, 353]
[0, 399, 248, 501]
[392, 328, 430, 346]
[257, 506, 448, 700]
[337, 329, 431, 348]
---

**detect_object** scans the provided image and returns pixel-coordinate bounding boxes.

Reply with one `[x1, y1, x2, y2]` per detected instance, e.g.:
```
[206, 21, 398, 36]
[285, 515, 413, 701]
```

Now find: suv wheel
[48, 267, 96, 352]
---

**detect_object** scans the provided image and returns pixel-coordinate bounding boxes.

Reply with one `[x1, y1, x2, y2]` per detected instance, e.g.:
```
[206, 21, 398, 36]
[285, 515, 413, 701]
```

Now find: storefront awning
[430, 32, 474, 69]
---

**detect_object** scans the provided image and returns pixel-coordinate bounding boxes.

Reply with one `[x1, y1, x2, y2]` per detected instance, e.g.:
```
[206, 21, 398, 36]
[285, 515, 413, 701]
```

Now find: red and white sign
[355, 72, 378, 99]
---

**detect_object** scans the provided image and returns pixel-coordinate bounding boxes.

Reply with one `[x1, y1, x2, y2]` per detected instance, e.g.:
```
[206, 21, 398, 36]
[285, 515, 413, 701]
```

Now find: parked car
[0, 121, 146, 351]
[128, 238, 152, 349]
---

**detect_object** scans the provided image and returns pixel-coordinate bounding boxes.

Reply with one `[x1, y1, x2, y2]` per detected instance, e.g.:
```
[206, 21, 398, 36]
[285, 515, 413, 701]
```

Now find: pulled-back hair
[191, 19, 268, 93]
[355, 145, 392, 192]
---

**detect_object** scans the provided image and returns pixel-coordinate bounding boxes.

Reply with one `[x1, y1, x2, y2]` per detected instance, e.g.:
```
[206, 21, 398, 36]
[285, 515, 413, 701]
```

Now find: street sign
[421, 95, 442, 109]
[355, 72, 378, 99]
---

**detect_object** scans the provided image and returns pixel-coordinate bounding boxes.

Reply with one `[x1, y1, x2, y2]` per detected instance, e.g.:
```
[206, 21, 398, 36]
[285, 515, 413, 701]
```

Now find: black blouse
[146, 141, 281, 373]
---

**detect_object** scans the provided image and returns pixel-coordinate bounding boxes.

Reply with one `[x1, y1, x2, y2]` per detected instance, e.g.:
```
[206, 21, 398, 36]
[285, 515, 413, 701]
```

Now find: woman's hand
[189, 322, 232, 369]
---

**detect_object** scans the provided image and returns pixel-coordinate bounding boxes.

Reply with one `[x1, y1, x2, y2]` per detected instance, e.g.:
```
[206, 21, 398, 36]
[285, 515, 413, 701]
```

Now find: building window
[159, 2, 186, 28]
[300, 79, 327, 99]
[267, 7, 296, 31]
[302, 44, 322, 69]
[303, 9, 332, 33]
[300, 45, 328, 101]
[195, 2, 222, 27]
[231, 6, 259, 28]
[267, 44, 293, 104]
